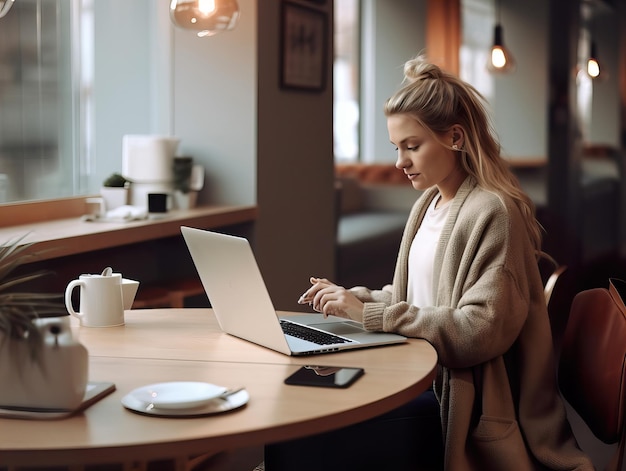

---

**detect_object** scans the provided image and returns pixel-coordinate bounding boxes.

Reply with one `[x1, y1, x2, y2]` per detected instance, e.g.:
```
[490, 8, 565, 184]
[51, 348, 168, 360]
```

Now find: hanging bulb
[487, 24, 515, 73]
[586, 41, 601, 79]
[170, 0, 240, 37]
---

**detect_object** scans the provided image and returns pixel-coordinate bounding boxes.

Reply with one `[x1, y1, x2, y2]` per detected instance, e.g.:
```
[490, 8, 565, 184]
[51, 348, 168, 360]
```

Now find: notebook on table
[181, 226, 406, 356]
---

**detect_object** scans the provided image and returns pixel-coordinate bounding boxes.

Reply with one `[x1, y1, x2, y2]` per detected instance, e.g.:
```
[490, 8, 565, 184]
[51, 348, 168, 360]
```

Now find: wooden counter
[0, 205, 257, 262]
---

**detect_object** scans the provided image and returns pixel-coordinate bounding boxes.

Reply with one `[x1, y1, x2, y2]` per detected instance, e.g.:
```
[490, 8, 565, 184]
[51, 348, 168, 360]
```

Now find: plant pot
[100, 186, 128, 211]
[172, 190, 198, 210]
[0, 316, 88, 410]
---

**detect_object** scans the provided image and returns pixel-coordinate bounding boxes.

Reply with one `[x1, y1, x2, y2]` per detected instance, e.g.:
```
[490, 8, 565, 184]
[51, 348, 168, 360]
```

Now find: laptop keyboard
[280, 320, 353, 345]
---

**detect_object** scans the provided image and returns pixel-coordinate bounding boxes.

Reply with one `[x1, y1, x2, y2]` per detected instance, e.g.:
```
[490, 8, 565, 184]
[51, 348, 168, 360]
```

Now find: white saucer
[121, 383, 249, 417]
[129, 382, 226, 410]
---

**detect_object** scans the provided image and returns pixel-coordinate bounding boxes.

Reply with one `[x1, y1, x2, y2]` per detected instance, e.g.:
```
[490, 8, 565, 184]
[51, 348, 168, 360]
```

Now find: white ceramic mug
[65, 274, 125, 327]
[85, 197, 106, 218]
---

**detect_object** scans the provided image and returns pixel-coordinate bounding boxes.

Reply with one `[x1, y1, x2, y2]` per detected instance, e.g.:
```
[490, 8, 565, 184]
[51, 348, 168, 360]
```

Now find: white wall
[493, 0, 548, 159]
[93, 0, 257, 206]
[92, 0, 152, 190]
[169, 1, 257, 206]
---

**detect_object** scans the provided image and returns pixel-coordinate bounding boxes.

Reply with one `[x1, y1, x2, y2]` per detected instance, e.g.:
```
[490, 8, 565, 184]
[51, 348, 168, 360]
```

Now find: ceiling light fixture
[487, 0, 515, 74]
[170, 0, 240, 38]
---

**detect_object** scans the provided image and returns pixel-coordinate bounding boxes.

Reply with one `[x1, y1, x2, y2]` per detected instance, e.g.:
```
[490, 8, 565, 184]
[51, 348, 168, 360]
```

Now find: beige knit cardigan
[352, 177, 594, 470]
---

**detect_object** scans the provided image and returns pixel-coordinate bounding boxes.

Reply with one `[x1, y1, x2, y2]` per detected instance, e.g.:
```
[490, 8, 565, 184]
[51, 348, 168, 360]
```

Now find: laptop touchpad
[309, 321, 365, 335]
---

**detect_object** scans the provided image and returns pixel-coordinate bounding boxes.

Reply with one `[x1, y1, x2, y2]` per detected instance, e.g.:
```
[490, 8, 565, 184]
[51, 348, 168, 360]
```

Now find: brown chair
[538, 252, 570, 352]
[131, 277, 206, 309]
[131, 285, 172, 309]
[558, 278, 626, 471]
[538, 251, 568, 306]
[543, 263, 568, 307]
[166, 277, 205, 308]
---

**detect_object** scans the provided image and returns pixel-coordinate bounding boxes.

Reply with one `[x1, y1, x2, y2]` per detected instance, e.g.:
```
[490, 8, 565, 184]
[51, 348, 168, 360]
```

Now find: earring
[453, 144, 459, 150]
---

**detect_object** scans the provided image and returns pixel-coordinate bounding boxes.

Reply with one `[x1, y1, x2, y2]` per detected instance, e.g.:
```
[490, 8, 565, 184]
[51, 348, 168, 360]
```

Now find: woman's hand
[298, 277, 364, 322]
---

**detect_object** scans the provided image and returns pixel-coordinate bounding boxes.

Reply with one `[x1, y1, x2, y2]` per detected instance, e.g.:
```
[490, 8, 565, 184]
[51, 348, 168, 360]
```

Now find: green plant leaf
[0, 234, 67, 362]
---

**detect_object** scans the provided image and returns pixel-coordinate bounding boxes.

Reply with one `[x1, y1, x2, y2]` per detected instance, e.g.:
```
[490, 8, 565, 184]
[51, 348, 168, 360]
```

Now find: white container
[0, 317, 88, 410]
[121, 135, 180, 183]
[173, 190, 198, 210]
[100, 186, 129, 211]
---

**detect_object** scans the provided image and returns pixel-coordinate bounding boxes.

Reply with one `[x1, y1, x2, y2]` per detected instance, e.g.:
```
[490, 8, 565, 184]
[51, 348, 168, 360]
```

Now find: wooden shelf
[0, 205, 257, 262]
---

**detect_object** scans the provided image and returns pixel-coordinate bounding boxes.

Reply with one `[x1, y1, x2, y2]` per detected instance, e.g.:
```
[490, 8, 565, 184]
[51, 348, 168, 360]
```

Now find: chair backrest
[538, 252, 570, 353]
[543, 264, 568, 306]
[537, 251, 568, 306]
[558, 278, 626, 471]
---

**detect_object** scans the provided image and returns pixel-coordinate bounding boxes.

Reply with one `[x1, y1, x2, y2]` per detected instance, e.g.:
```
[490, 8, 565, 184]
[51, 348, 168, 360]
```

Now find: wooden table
[0, 309, 437, 469]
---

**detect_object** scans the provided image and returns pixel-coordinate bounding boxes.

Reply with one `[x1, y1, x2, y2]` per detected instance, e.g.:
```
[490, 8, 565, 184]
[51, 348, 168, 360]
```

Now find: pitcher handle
[65, 279, 84, 320]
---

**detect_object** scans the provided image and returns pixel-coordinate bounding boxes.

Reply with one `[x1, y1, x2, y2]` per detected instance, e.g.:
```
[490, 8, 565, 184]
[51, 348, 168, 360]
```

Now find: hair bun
[403, 55, 443, 82]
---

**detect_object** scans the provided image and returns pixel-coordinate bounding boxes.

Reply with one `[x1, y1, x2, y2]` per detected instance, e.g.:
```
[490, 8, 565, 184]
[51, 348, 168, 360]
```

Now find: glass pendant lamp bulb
[170, 0, 240, 37]
[586, 41, 601, 79]
[487, 0, 515, 75]
[198, 0, 217, 15]
[587, 58, 600, 78]
[491, 47, 507, 69]
[487, 24, 515, 74]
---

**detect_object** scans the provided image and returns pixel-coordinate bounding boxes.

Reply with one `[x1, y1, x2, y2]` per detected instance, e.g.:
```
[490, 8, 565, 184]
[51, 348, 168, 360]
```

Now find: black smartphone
[284, 365, 364, 388]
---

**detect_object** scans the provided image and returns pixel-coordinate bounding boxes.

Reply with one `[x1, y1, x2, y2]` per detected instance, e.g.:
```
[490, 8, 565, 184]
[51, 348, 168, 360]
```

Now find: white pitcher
[65, 274, 125, 327]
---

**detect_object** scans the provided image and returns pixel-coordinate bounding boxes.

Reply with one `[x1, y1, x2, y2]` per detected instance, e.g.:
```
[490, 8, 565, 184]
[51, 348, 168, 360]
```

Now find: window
[333, 0, 429, 164]
[459, 0, 495, 102]
[0, 0, 88, 204]
[333, 0, 359, 162]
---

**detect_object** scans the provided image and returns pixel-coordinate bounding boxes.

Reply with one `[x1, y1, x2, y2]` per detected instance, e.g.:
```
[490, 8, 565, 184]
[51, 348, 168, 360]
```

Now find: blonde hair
[384, 56, 542, 252]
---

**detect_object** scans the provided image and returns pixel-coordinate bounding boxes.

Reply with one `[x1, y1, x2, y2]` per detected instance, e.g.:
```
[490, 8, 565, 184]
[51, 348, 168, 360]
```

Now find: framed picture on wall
[280, 2, 327, 91]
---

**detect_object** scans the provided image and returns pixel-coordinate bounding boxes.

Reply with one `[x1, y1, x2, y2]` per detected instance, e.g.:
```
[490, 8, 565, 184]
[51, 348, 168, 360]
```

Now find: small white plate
[130, 382, 226, 410]
[121, 385, 249, 418]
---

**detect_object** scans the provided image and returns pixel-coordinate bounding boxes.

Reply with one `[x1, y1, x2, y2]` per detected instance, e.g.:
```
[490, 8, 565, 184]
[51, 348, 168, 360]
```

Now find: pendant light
[487, 0, 515, 74]
[170, 0, 240, 38]
[0, 0, 14, 19]
[586, 40, 601, 79]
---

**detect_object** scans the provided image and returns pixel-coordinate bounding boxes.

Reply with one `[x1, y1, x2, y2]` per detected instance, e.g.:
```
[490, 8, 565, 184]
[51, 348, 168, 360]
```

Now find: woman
[267, 56, 593, 471]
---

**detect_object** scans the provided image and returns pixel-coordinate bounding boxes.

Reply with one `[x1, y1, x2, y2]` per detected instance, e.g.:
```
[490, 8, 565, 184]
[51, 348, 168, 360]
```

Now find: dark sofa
[335, 164, 418, 288]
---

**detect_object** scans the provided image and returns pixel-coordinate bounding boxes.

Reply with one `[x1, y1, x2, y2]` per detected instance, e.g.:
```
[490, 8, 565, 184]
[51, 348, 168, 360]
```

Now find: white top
[407, 195, 451, 307]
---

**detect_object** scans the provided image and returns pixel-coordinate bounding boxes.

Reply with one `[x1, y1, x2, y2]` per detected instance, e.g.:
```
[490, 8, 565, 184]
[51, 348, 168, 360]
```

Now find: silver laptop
[181, 226, 406, 356]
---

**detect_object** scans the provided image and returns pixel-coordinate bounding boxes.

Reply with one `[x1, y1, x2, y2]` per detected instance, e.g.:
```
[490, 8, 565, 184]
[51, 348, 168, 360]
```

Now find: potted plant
[0, 235, 88, 411]
[172, 156, 197, 209]
[101, 172, 130, 211]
